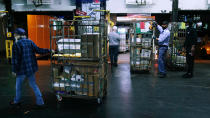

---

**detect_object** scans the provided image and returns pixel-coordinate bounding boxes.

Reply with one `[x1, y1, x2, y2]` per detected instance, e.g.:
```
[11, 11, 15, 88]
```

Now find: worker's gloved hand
[152, 36, 156, 40]
[152, 21, 157, 28]
[191, 46, 195, 56]
[51, 49, 55, 54]
[12, 72, 16, 77]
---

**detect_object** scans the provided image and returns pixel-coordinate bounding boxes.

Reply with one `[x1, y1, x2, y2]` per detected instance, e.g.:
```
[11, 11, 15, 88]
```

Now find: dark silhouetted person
[183, 19, 197, 78]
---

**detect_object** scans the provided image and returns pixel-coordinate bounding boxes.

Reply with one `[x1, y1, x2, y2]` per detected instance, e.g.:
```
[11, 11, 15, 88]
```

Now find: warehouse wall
[12, 0, 76, 11]
[107, 0, 172, 13]
[107, 0, 210, 14]
[27, 15, 52, 49]
[2, 0, 210, 13]
[179, 0, 208, 10]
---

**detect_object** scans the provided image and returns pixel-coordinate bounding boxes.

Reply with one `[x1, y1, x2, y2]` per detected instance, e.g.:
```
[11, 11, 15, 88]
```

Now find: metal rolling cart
[130, 17, 155, 73]
[49, 18, 108, 104]
[167, 22, 187, 70]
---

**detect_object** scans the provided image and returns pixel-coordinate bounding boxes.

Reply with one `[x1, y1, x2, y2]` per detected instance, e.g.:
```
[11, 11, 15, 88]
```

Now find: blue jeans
[158, 46, 168, 75]
[14, 74, 44, 105]
[109, 45, 119, 64]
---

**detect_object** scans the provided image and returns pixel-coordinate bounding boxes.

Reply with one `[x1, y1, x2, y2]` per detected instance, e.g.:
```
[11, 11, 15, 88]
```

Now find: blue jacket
[12, 38, 50, 76]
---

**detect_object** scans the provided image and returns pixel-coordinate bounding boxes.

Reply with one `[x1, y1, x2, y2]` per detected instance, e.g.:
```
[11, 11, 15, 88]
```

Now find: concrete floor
[1, 55, 210, 118]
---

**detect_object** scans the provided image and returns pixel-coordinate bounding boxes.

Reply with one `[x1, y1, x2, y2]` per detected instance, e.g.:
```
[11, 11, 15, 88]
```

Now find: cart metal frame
[49, 19, 108, 104]
[167, 22, 186, 70]
[130, 20, 154, 73]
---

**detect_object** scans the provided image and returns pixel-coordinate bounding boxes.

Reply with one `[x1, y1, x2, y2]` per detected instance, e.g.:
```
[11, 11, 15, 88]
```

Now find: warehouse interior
[1, 0, 210, 118]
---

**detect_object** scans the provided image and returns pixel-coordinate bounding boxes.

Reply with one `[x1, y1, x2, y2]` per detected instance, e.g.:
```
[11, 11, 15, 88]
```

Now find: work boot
[9, 101, 22, 109]
[182, 73, 189, 78]
[114, 63, 118, 67]
[183, 73, 193, 78]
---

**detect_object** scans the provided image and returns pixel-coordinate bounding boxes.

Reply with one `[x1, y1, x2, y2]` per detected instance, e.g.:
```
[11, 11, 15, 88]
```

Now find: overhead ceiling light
[15, 4, 24, 5]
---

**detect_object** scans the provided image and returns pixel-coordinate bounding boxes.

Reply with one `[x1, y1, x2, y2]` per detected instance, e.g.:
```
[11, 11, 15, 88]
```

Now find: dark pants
[158, 46, 168, 75]
[186, 51, 194, 74]
[109, 45, 119, 65]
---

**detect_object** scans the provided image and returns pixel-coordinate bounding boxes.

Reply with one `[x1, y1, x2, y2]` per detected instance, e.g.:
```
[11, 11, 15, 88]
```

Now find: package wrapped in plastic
[141, 38, 152, 48]
[140, 49, 152, 59]
[57, 38, 81, 54]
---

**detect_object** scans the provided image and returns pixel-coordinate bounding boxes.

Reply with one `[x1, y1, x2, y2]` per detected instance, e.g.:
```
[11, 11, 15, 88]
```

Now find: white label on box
[136, 38, 141, 43]
[132, 38, 134, 43]
[70, 44, 81, 49]
[75, 45, 81, 49]
[58, 38, 81, 43]
[53, 82, 70, 87]
[142, 38, 152, 43]
[141, 29, 147, 33]
[64, 68, 69, 74]
[58, 44, 81, 50]
[69, 39, 81, 42]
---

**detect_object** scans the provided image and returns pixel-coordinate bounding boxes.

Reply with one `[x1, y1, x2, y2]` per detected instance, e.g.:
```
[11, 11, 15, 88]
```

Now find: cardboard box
[141, 38, 152, 48]
[81, 34, 99, 58]
[136, 38, 141, 44]
[141, 49, 151, 59]
[131, 59, 150, 70]
[136, 48, 141, 55]
[53, 68, 59, 78]
[52, 62, 107, 97]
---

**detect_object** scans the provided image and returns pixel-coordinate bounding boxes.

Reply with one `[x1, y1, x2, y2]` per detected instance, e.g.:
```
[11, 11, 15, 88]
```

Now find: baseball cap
[162, 21, 169, 25]
[14, 28, 26, 35]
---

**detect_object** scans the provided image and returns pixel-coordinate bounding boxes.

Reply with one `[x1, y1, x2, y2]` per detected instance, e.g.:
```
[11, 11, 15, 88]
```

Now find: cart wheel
[97, 98, 102, 104]
[56, 94, 62, 102]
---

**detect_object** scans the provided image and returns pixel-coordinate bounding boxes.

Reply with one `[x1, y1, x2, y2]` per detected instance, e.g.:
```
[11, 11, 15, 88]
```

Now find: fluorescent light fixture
[15, 4, 25, 6]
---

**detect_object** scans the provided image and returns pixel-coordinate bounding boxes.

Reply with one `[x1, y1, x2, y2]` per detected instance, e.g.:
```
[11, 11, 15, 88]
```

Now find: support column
[172, 0, 179, 22]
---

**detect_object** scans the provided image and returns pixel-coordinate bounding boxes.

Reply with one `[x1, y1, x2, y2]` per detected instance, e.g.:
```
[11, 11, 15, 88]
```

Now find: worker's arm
[31, 41, 51, 54]
[157, 30, 170, 43]
[157, 25, 163, 33]
[11, 43, 19, 73]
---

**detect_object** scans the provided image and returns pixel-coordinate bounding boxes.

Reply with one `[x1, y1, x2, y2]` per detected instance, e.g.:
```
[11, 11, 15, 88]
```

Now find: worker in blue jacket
[10, 28, 52, 108]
